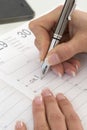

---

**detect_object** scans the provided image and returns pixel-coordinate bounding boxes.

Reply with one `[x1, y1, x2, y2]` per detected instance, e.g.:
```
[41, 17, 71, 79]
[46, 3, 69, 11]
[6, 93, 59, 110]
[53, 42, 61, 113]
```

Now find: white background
[0, 0, 87, 90]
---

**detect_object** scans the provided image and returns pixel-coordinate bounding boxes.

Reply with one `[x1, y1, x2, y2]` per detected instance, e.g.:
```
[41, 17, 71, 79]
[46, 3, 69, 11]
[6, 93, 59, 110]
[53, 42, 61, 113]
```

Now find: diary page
[0, 22, 87, 130]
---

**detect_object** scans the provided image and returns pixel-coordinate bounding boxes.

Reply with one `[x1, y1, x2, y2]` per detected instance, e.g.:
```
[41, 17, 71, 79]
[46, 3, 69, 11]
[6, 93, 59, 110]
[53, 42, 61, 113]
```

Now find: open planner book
[0, 22, 87, 130]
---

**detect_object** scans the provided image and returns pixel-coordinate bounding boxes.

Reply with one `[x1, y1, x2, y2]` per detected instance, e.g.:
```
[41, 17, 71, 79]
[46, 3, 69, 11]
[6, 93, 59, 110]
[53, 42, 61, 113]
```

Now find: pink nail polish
[66, 69, 76, 77]
[52, 68, 62, 77]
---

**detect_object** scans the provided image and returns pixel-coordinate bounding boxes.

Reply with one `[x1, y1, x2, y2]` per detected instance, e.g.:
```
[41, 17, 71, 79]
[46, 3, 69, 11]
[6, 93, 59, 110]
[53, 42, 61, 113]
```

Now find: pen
[41, 0, 76, 78]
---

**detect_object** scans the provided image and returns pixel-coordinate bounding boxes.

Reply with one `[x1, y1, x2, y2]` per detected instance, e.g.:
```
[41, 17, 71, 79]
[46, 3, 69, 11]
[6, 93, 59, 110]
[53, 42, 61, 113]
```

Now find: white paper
[0, 22, 87, 130]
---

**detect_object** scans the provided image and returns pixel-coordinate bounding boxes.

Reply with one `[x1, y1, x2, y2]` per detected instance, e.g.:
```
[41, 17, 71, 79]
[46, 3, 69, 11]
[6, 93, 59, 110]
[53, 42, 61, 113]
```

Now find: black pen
[41, 0, 76, 78]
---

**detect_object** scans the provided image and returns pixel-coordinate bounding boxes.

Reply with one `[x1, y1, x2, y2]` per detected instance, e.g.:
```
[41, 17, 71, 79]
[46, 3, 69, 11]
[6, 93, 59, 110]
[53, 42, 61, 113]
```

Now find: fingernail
[58, 72, 63, 78]
[42, 88, 52, 96]
[52, 68, 62, 77]
[66, 69, 76, 77]
[75, 65, 79, 70]
[16, 121, 24, 129]
[34, 96, 42, 104]
[46, 53, 60, 65]
[57, 93, 65, 100]
[71, 71, 76, 77]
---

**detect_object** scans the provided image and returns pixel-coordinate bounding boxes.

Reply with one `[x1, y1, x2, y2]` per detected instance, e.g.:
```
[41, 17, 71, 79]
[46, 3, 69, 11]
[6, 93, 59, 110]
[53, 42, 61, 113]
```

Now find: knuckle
[44, 96, 55, 104]
[60, 98, 70, 106]
[35, 122, 49, 130]
[29, 21, 36, 31]
[49, 113, 64, 122]
[35, 107, 44, 114]
[34, 105, 44, 114]
[67, 112, 79, 122]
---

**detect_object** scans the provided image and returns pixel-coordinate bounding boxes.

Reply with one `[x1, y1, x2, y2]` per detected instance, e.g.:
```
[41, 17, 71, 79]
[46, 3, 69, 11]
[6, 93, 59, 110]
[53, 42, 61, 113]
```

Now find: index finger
[29, 6, 63, 60]
[32, 96, 49, 130]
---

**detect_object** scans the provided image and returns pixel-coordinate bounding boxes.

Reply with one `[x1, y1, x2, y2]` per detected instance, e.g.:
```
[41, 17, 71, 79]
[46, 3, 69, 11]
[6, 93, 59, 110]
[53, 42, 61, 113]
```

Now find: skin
[15, 88, 83, 130]
[28, 6, 87, 77]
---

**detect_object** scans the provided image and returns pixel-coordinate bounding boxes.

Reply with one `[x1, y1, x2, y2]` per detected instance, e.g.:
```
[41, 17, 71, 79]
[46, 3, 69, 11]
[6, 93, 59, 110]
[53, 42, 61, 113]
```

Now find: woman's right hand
[29, 6, 87, 77]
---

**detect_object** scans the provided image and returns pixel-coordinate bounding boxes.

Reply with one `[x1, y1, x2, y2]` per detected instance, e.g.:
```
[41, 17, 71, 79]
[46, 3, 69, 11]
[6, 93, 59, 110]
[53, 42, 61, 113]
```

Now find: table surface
[0, 0, 87, 87]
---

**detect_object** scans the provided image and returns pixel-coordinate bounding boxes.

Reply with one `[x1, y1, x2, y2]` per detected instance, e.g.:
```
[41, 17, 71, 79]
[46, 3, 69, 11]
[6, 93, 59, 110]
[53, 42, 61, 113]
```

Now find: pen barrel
[55, 0, 75, 36]
[41, 34, 62, 76]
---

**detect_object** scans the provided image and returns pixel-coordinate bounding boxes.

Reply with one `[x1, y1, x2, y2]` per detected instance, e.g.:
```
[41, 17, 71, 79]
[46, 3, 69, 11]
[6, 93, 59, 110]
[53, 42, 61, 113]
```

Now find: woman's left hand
[15, 88, 83, 130]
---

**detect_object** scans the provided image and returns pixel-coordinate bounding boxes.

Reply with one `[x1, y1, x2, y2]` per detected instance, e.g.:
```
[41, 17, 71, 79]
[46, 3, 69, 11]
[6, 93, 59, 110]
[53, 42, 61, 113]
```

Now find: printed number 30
[17, 29, 31, 38]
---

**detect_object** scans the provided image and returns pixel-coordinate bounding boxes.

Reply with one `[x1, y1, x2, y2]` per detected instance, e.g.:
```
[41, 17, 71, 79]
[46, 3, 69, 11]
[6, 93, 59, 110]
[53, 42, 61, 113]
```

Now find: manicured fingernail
[71, 71, 76, 77]
[52, 68, 62, 77]
[46, 53, 60, 65]
[58, 72, 63, 78]
[42, 88, 52, 96]
[66, 69, 76, 77]
[34, 96, 42, 104]
[16, 121, 24, 129]
[57, 93, 65, 100]
[75, 65, 79, 70]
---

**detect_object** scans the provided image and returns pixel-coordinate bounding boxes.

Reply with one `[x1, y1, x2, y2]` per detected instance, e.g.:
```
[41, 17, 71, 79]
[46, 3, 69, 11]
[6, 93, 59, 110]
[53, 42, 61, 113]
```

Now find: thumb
[46, 38, 80, 65]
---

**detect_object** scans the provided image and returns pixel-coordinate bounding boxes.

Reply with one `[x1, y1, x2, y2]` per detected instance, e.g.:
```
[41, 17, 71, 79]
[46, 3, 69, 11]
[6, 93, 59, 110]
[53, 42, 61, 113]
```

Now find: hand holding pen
[41, 0, 76, 77]
[29, 0, 87, 77]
